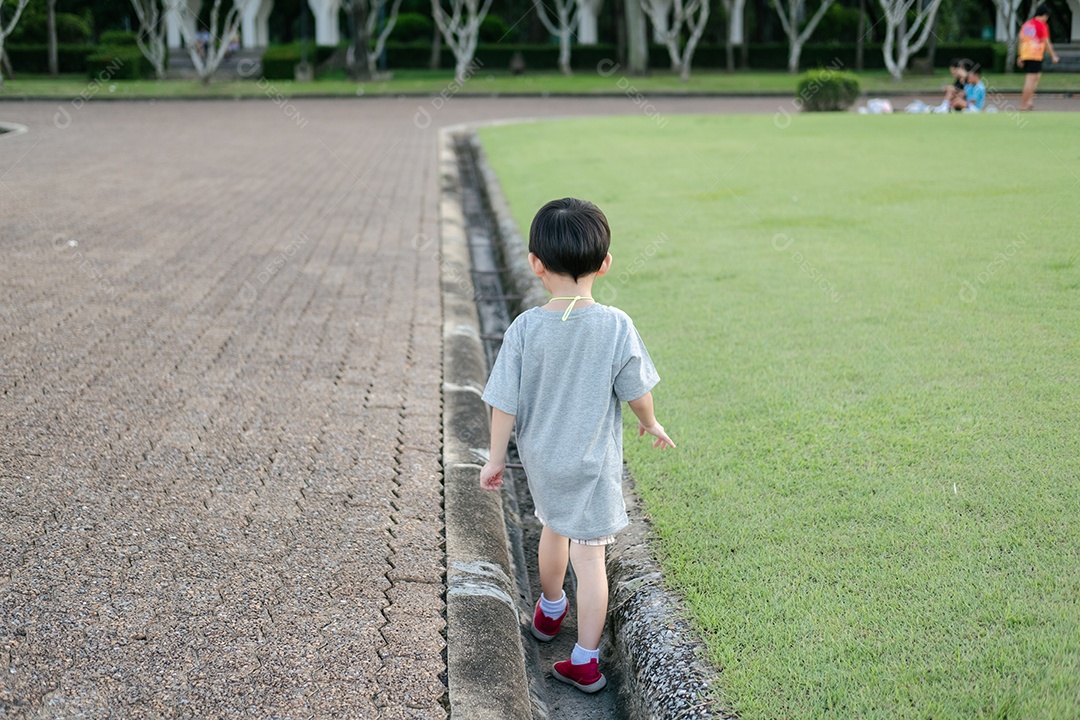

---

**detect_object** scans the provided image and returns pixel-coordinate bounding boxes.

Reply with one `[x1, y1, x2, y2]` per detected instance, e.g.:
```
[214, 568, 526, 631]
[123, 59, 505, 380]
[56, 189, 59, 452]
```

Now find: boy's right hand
[638, 421, 676, 449]
[480, 461, 505, 490]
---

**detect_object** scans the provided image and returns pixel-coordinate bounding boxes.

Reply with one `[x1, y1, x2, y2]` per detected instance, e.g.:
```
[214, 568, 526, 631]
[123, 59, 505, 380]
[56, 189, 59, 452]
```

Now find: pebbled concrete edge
[469, 132, 735, 720]
[0, 121, 29, 137]
[439, 128, 533, 720]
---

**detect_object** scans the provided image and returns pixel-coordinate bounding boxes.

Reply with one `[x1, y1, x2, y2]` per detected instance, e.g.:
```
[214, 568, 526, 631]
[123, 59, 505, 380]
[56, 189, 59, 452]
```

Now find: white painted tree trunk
[641, 0, 680, 71]
[641, 0, 710, 79]
[432, 0, 494, 82]
[646, 0, 672, 43]
[364, 0, 404, 78]
[773, 0, 836, 73]
[130, 0, 170, 79]
[575, 0, 603, 44]
[0, 0, 32, 88]
[678, 0, 709, 81]
[308, 0, 342, 45]
[878, 0, 945, 80]
[625, 0, 648, 73]
[169, 0, 253, 84]
[534, 0, 579, 74]
[993, 0, 1024, 71]
[724, 0, 746, 71]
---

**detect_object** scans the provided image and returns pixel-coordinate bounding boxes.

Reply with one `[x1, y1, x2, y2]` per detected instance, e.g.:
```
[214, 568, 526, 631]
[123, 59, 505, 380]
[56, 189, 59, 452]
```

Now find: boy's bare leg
[538, 526, 570, 602]
[1020, 73, 1040, 109]
[569, 543, 608, 651]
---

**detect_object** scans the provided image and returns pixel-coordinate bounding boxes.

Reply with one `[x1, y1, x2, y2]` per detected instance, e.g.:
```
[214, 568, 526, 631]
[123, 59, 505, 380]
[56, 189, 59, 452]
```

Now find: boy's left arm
[480, 408, 515, 490]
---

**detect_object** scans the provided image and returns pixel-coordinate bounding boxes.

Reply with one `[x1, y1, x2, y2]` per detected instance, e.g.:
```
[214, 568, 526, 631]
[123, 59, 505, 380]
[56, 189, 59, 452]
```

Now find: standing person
[479, 198, 676, 694]
[1017, 5, 1060, 111]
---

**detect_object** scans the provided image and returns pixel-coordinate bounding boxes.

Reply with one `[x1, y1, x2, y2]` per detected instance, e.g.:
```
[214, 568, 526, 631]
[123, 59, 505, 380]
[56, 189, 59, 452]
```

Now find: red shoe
[531, 599, 568, 641]
[552, 658, 607, 693]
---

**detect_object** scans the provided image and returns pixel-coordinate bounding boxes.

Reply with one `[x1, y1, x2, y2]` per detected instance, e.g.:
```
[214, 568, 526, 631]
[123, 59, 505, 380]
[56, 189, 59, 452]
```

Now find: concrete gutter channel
[440, 124, 733, 720]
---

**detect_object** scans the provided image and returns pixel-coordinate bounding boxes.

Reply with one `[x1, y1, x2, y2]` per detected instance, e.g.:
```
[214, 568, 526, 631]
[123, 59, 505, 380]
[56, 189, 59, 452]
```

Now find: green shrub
[9, 9, 92, 44]
[479, 15, 513, 43]
[99, 30, 140, 47]
[6, 43, 93, 73]
[86, 47, 147, 80]
[260, 43, 339, 79]
[795, 69, 861, 111]
[391, 12, 433, 43]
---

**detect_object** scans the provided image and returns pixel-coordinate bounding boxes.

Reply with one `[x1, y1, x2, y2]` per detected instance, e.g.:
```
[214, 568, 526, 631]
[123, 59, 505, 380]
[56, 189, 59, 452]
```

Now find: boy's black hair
[1034, 4, 1049, 16]
[529, 198, 611, 281]
[968, 64, 982, 77]
[959, 58, 974, 71]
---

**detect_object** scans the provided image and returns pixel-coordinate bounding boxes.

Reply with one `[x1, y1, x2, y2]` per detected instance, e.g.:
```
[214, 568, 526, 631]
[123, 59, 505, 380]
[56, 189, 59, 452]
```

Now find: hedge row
[5, 39, 1006, 80]
[5, 44, 95, 73]
[261, 40, 1007, 79]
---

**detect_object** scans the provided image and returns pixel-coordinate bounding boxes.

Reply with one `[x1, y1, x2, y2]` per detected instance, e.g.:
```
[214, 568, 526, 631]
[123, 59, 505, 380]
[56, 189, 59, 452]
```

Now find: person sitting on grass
[479, 197, 676, 695]
[935, 58, 972, 113]
[961, 65, 987, 112]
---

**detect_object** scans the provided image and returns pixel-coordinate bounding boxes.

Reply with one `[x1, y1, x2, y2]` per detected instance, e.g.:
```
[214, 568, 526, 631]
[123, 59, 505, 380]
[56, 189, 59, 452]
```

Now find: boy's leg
[568, 542, 608, 651]
[538, 525, 570, 601]
[1020, 72, 1040, 109]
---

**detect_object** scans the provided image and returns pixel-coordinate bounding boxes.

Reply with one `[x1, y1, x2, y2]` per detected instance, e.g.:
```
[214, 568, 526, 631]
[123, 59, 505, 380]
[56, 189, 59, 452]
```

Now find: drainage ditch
[453, 134, 628, 720]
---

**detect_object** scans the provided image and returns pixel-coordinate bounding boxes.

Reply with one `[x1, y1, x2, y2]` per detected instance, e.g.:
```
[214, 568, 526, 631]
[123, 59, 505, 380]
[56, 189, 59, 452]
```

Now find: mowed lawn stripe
[479, 114, 1080, 719]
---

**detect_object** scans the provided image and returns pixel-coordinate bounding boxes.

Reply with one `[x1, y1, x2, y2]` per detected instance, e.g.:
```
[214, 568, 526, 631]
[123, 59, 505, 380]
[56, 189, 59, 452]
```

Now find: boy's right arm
[480, 407, 515, 490]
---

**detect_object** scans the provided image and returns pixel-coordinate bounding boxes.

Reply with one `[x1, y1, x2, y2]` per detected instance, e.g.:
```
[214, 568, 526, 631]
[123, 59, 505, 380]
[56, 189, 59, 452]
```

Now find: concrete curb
[468, 133, 734, 720]
[439, 129, 534, 720]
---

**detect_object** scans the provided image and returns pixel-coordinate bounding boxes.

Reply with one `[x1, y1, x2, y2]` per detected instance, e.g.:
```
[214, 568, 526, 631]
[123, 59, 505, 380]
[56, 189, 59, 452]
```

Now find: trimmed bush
[6, 44, 93, 74]
[260, 43, 341, 79]
[86, 47, 147, 80]
[479, 15, 513, 43]
[390, 12, 433, 43]
[98, 30, 140, 47]
[795, 69, 860, 111]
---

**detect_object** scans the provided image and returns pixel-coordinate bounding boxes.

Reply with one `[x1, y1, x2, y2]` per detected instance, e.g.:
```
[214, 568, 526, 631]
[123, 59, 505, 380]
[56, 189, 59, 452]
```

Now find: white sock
[539, 591, 567, 619]
[571, 643, 600, 665]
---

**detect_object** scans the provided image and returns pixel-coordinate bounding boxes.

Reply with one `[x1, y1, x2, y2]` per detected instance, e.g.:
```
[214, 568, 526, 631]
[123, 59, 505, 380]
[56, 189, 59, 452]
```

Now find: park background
[0, 0, 1078, 93]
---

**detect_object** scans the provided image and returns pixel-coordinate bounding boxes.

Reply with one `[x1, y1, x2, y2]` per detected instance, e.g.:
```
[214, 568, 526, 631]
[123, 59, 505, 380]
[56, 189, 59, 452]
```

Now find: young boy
[936, 58, 971, 112]
[961, 65, 986, 112]
[479, 197, 675, 694]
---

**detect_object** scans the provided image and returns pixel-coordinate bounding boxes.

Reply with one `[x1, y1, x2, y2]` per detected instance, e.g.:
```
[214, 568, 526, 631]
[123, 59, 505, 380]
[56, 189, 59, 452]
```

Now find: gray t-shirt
[482, 303, 660, 540]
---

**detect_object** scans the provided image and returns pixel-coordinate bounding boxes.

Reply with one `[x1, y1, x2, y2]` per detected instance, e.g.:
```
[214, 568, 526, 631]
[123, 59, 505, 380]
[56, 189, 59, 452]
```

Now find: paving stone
[1, 96, 789, 716]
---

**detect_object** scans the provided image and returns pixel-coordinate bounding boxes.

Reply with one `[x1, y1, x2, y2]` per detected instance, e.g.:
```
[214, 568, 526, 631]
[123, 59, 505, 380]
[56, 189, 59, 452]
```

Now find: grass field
[478, 115, 1080, 718]
[2, 69, 1080, 100]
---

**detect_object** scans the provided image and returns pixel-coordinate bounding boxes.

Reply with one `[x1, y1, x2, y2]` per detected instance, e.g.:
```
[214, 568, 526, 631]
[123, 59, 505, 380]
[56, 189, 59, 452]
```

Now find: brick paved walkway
[0, 95, 746, 718]
[7, 92, 1069, 718]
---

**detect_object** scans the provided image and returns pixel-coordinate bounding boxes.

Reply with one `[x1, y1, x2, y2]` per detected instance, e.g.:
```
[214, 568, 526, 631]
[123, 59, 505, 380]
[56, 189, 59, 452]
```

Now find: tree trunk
[788, 38, 801, 73]
[429, 24, 441, 69]
[47, 0, 58, 76]
[347, 2, 372, 80]
[856, 0, 865, 70]
[726, 31, 735, 71]
[558, 28, 572, 74]
[626, 0, 648, 74]
[614, 0, 626, 65]
[0, 47, 12, 86]
[925, 10, 939, 71]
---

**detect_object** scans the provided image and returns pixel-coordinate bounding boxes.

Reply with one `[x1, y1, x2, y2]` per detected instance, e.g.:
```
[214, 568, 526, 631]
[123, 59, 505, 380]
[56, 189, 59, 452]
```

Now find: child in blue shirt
[480, 198, 675, 694]
[962, 65, 987, 112]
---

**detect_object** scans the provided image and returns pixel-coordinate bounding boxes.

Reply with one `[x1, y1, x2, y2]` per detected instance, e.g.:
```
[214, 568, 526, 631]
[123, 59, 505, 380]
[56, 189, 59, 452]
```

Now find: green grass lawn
[2, 69, 1079, 100]
[479, 115, 1080, 718]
